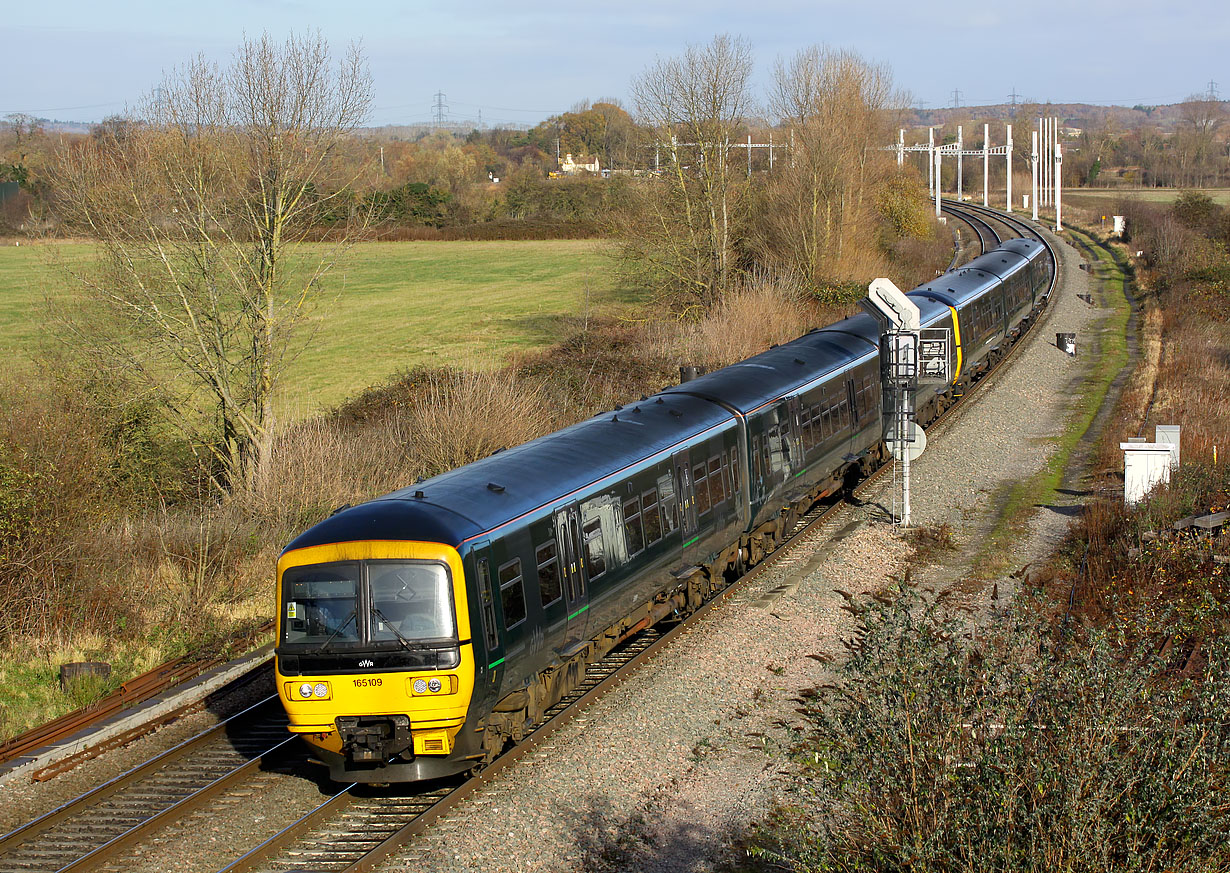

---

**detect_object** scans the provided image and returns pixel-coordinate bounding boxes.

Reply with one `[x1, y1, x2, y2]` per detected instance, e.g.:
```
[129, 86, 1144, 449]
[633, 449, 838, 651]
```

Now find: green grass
[0, 239, 631, 413]
[971, 227, 1132, 578]
[1064, 188, 1230, 207]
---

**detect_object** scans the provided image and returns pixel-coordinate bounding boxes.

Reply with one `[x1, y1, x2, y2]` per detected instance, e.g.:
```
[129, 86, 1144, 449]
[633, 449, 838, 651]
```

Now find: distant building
[559, 152, 600, 175]
[1061, 126, 1083, 138]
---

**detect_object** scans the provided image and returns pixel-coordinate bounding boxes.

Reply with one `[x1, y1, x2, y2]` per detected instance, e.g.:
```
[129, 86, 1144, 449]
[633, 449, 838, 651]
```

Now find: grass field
[1063, 188, 1230, 207]
[0, 239, 630, 413]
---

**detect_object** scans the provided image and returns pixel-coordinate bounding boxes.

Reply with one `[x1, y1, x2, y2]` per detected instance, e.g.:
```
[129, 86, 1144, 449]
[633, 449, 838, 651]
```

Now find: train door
[785, 396, 802, 474]
[471, 541, 504, 685]
[553, 503, 590, 652]
[845, 379, 860, 457]
[672, 449, 699, 539]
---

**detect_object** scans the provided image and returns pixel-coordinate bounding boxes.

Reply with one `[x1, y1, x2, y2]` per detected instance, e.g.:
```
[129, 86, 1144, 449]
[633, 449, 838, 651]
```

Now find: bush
[747, 585, 1230, 872]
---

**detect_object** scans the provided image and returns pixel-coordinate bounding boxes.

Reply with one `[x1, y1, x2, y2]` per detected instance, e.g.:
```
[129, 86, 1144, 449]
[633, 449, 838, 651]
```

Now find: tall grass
[747, 587, 1230, 873]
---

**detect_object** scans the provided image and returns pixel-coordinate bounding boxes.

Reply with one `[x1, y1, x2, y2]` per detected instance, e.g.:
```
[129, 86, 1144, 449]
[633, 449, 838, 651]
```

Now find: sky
[3, 0, 1227, 128]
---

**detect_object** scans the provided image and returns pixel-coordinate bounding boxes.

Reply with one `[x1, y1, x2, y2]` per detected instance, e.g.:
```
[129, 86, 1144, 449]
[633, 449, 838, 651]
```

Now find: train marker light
[299, 683, 313, 699]
[428, 678, 442, 693]
[313, 683, 329, 698]
[413, 678, 428, 694]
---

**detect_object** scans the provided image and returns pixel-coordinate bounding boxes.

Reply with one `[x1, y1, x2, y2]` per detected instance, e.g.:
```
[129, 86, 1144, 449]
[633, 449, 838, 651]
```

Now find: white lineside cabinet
[1155, 424, 1181, 468]
[1121, 442, 1173, 504]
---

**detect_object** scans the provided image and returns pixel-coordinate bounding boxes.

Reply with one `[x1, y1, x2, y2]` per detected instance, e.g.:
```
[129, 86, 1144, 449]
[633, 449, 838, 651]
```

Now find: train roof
[284, 392, 735, 553]
[996, 237, 1044, 260]
[659, 321, 877, 414]
[964, 247, 1030, 280]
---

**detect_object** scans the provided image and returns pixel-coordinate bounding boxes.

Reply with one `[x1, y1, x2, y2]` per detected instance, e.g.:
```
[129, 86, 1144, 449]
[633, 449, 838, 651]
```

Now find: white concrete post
[957, 126, 963, 201]
[1048, 118, 1055, 206]
[1038, 118, 1047, 206]
[928, 127, 935, 196]
[747, 134, 752, 177]
[1039, 117, 1047, 205]
[1032, 130, 1039, 221]
[935, 146, 942, 217]
[983, 123, 989, 207]
[769, 131, 774, 171]
[1054, 142, 1063, 232]
[1006, 125, 1013, 212]
[898, 129, 904, 167]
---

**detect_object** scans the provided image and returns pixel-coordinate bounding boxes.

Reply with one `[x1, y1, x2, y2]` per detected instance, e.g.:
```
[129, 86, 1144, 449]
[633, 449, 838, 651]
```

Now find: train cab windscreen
[282, 562, 361, 647]
[280, 560, 456, 649]
[368, 562, 456, 643]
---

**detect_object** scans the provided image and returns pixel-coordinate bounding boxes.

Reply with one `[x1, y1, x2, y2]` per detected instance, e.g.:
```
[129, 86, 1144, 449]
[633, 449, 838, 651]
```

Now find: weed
[744, 584, 1230, 872]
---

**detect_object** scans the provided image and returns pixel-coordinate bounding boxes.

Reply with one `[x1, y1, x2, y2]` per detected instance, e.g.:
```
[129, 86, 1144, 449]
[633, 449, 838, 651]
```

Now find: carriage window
[692, 462, 710, 515]
[583, 518, 606, 579]
[642, 488, 662, 544]
[536, 542, 561, 607]
[498, 559, 526, 629]
[623, 497, 645, 555]
[729, 448, 740, 496]
[477, 559, 497, 650]
[708, 455, 725, 504]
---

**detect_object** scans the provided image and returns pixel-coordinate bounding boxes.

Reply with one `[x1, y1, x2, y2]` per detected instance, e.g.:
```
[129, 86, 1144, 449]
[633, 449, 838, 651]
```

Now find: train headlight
[313, 683, 329, 698]
[409, 675, 457, 696]
[298, 682, 313, 699]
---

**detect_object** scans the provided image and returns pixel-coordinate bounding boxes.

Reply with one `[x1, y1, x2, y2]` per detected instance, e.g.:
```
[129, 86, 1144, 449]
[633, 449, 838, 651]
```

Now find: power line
[950, 88, 963, 109]
[1208, 79, 1220, 100]
[1008, 87, 1021, 107]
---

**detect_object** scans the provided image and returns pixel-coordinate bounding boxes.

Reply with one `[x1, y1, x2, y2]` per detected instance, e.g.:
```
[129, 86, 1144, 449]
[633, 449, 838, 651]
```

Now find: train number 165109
[353, 677, 383, 687]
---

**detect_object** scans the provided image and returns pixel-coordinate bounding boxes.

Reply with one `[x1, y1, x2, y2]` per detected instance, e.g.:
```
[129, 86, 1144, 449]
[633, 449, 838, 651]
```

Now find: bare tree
[623, 34, 754, 311]
[53, 32, 373, 492]
[759, 46, 906, 287]
[1176, 94, 1226, 186]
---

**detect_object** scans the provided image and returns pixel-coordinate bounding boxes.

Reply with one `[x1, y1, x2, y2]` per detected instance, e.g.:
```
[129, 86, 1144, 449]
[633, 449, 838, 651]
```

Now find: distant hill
[904, 102, 1224, 134]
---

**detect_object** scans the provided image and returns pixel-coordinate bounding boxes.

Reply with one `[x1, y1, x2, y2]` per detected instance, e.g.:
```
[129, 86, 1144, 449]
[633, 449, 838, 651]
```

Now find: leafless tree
[624, 34, 755, 311]
[1176, 94, 1226, 186]
[759, 47, 906, 287]
[53, 32, 373, 493]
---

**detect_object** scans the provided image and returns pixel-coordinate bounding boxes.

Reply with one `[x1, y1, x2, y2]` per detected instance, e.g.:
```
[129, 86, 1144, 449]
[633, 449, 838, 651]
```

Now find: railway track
[1, 204, 1062, 873]
[0, 628, 275, 777]
[0, 697, 295, 873]
[943, 203, 1002, 263]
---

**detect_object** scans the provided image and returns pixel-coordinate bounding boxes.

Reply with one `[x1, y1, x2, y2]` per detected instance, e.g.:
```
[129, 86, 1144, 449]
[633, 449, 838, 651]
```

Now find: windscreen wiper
[371, 605, 432, 652]
[314, 609, 356, 652]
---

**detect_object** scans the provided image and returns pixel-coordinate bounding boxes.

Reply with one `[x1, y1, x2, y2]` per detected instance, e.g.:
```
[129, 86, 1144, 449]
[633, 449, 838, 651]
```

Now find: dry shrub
[1146, 312, 1230, 466]
[674, 272, 823, 371]
[250, 367, 564, 537]
[246, 418, 417, 535]
[405, 368, 561, 473]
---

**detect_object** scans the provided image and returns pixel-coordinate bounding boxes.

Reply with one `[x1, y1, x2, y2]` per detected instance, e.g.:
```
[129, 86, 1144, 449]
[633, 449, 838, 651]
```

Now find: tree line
[1, 32, 934, 496]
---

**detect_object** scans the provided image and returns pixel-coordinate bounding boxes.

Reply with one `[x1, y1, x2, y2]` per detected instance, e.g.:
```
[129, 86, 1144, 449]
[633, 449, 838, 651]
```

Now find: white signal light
[413, 678, 428, 694]
[298, 683, 313, 699]
[428, 678, 442, 693]
[313, 683, 329, 698]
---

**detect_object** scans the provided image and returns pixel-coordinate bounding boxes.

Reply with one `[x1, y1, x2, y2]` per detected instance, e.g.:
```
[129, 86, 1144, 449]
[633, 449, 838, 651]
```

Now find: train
[274, 237, 1053, 783]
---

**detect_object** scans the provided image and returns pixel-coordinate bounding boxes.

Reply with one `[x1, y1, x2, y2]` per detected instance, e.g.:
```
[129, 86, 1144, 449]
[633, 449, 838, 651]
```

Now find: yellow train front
[275, 536, 484, 783]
